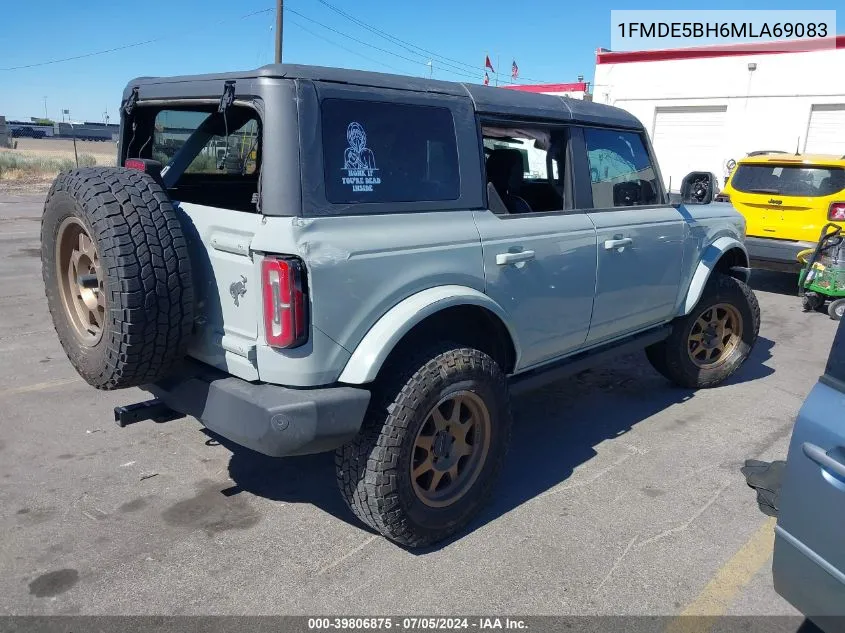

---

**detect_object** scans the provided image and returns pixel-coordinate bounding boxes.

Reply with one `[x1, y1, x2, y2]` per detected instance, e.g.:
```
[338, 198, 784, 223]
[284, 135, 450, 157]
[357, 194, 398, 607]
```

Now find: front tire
[335, 345, 512, 547]
[646, 274, 760, 389]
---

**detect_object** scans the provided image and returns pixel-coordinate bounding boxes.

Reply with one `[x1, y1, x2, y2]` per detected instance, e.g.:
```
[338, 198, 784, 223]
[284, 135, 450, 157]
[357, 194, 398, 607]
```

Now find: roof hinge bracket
[122, 87, 139, 118]
[218, 81, 236, 113]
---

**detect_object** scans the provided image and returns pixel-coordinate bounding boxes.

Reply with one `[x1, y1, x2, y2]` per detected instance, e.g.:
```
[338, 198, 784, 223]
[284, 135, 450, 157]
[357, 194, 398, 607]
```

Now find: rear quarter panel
[250, 212, 487, 385]
[773, 379, 845, 617]
[773, 321, 845, 618]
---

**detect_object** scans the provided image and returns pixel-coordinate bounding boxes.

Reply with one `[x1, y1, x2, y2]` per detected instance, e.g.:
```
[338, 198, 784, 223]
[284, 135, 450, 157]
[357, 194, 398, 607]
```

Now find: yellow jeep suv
[718, 152, 845, 272]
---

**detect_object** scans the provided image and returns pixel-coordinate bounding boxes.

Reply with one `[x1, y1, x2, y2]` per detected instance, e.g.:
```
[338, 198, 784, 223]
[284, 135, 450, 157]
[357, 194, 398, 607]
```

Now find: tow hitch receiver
[114, 399, 183, 428]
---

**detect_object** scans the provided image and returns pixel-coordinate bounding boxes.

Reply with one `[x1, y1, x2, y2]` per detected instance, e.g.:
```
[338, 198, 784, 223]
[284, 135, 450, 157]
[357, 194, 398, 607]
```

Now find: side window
[584, 128, 660, 208]
[482, 125, 565, 214]
[153, 109, 259, 176]
[321, 99, 459, 204]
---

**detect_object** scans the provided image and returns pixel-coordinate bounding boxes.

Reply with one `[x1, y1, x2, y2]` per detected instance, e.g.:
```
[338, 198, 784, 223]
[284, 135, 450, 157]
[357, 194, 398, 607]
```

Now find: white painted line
[0, 377, 80, 398]
[317, 535, 379, 576]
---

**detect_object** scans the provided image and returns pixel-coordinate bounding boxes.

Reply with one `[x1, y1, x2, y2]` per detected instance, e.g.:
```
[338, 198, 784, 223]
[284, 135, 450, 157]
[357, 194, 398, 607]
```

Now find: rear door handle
[604, 237, 633, 250]
[496, 250, 535, 265]
[803, 442, 845, 482]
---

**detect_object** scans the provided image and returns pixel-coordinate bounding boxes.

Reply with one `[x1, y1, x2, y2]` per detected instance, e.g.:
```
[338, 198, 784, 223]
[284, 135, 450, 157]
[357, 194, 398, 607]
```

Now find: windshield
[731, 164, 845, 198]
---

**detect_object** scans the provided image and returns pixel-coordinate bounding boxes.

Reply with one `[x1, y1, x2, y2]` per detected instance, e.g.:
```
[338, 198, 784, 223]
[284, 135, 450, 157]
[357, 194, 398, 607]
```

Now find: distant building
[0, 115, 11, 148]
[593, 35, 845, 190]
[504, 81, 590, 100]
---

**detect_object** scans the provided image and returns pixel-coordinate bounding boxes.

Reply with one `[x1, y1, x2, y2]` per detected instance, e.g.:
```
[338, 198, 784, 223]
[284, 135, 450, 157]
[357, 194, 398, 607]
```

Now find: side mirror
[680, 171, 717, 205]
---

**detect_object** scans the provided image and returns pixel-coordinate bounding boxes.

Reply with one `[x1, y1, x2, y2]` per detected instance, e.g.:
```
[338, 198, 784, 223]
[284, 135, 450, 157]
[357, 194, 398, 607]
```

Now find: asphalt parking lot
[0, 193, 839, 617]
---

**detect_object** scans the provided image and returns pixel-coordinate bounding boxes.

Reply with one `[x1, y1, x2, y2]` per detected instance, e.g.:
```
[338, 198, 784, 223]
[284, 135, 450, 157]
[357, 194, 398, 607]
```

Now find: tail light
[262, 257, 308, 349]
[124, 158, 164, 187]
[829, 202, 845, 221]
[124, 158, 146, 171]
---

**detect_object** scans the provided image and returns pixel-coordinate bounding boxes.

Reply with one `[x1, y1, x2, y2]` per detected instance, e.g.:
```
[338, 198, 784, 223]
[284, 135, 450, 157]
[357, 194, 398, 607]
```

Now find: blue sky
[0, 0, 841, 122]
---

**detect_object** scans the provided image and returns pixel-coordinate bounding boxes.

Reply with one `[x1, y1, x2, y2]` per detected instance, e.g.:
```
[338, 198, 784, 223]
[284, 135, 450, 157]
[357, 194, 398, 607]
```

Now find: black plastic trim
[509, 325, 671, 396]
[144, 361, 371, 457]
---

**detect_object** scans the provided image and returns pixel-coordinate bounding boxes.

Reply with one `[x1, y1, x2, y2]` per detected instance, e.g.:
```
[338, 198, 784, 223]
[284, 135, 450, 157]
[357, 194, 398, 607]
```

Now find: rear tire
[802, 292, 825, 312]
[41, 167, 193, 389]
[646, 273, 760, 389]
[335, 344, 512, 547]
[829, 298, 845, 321]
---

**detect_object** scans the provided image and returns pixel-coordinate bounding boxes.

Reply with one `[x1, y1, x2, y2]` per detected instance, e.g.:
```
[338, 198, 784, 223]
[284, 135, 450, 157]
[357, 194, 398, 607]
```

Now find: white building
[593, 36, 845, 191]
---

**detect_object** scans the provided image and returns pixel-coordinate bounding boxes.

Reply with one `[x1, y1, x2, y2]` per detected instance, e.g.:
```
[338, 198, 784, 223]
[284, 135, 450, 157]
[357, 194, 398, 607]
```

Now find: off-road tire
[802, 292, 825, 313]
[646, 273, 760, 389]
[335, 344, 512, 547]
[41, 167, 193, 389]
[829, 298, 845, 321]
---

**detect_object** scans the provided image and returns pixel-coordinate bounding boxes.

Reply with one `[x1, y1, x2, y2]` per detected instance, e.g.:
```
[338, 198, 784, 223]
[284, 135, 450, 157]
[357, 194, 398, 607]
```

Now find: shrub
[0, 151, 100, 180]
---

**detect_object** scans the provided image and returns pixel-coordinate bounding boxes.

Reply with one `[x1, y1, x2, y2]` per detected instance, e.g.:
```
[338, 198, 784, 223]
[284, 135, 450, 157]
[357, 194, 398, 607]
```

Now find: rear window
[320, 99, 459, 204]
[144, 106, 261, 212]
[731, 164, 845, 197]
[152, 109, 259, 175]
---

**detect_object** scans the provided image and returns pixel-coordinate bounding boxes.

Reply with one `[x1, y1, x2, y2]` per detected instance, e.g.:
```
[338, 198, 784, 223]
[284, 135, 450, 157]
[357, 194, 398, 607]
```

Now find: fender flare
[337, 285, 519, 385]
[680, 237, 750, 316]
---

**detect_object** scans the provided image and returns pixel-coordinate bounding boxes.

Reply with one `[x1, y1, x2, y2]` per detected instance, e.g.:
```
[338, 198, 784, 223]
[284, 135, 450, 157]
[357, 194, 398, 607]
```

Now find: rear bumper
[144, 362, 370, 457]
[746, 236, 816, 272]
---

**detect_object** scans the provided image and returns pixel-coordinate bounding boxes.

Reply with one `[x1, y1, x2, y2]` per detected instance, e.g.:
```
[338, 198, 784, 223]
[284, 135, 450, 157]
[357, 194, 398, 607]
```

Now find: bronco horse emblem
[229, 275, 247, 307]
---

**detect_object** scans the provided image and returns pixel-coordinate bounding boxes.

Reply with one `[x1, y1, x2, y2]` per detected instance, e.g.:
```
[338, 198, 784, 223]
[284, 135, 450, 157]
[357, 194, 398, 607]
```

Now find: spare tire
[41, 167, 193, 389]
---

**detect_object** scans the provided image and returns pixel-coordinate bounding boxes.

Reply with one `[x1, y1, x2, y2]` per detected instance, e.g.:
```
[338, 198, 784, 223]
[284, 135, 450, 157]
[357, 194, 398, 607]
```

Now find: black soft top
[125, 64, 642, 131]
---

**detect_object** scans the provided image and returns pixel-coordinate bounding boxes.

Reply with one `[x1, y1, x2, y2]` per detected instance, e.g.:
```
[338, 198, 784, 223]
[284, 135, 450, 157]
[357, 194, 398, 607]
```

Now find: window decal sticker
[342, 122, 380, 193]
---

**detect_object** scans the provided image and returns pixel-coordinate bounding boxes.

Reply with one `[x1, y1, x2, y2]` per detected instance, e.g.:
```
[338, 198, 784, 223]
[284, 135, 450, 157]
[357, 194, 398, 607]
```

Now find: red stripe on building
[596, 34, 845, 65]
[503, 82, 588, 93]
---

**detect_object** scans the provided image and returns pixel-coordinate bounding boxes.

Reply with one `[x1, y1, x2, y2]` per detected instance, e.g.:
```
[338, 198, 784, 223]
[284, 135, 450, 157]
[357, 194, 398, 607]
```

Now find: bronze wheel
[647, 273, 760, 389]
[42, 169, 192, 389]
[687, 303, 743, 369]
[336, 345, 512, 547]
[410, 390, 492, 508]
[55, 216, 105, 346]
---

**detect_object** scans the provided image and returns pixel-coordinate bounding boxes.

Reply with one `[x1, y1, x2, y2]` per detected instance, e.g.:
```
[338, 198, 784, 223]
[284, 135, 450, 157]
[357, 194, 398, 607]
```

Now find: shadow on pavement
[724, 336, 775, 386]
[751, 270, 799, 296]
[213, 435, 360, 525]
[217, 338, 776, 551]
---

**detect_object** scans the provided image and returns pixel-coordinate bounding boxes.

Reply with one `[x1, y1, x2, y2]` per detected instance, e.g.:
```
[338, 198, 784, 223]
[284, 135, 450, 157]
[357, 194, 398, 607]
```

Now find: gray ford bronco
[41, 64, 759, 547]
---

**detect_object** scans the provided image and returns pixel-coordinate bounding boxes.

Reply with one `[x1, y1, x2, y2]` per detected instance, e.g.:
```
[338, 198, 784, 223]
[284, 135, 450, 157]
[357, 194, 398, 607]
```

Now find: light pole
[275, 0, 283, 63]
[43, 96, 48, 120]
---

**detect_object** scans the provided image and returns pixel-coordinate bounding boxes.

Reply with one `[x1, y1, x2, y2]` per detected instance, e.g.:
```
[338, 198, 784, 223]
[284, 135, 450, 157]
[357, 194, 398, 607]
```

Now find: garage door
[651, 106, 728, 192]
[804, 105, 845, 155]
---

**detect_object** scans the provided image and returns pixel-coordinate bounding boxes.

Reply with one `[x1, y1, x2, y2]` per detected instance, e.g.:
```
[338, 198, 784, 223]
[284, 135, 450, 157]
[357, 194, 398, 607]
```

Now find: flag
[485, 55, 495, 73]
[511, 59, 519, 79]
[483, 72, 490, 86]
